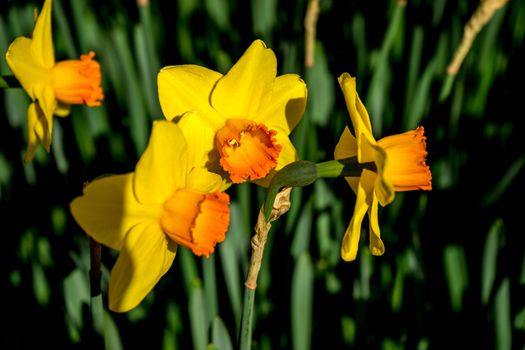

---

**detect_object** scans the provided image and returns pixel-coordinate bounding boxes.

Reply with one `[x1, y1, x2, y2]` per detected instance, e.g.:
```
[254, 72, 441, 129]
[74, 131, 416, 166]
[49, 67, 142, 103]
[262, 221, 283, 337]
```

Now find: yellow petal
[367, 195, 385, 256]
[108, 221, 177, 312]
[54, 101, 71, 117]
[134, 121, 188, 206]
[157, 65, 222, 129]
[24, 102, 44, 163]
[334, 126, 357, 160]
[341, 169, 377, 261]
[338, 73, 377, 163]
[5, 37, 51, 100]
[341, 180, 369, 262]
[31, 0, 55, 69]
[211, 40, 276, 120]
[177, 111, 218, 170]
[40, 84, 56, 142]
[335, 127, 359, 194]
[272, 127, 298, 170]
[253, 127, 298, 188]
[255, 74, 307, 134]
[370, 143, 395, 206]
[187, 167, 230, 193]
[70, 173, 160, 251]
[24, 88, 54, 162]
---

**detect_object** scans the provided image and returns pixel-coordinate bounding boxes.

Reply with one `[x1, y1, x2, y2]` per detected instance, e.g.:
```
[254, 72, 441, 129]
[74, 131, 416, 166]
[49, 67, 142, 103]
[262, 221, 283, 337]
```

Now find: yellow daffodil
[70, 120, 230, 312]
[5, 0, 104, 162]
[334, 73, 432, 261]
[158, 39, 307, 186]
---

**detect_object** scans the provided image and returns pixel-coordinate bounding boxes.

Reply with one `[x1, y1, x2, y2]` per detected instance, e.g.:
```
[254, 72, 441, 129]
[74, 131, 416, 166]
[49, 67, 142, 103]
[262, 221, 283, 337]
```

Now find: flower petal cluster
[5, 0, 103, 162]
[334, 73, 432, 261]
[158, 39, 307, 186]
[70, 121, 230, 312]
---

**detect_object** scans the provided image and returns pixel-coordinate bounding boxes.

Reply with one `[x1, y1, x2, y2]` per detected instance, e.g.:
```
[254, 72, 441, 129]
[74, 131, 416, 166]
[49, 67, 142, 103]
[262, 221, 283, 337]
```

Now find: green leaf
[204, 0, 230, 30]
[482, 219, 504, 304]
[189, 280, 208, 350]
[305, 44, 334, 127]
[443, 245, 468, 312]
[495, 279, 511, 350]
[291, 252, 313, 350]
[211, 317, 234, 350]
[203, 255, 218, 325]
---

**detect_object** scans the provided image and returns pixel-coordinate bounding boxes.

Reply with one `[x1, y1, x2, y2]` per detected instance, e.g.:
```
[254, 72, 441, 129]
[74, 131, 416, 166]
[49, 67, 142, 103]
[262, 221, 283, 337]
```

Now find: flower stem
[239, 188, 292, 350]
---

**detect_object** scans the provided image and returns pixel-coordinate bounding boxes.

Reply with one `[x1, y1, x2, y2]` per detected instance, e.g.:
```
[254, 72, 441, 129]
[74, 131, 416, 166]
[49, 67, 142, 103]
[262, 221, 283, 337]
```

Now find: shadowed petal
[108, 221, 177, 312]
[255, 74, 307, 134]
[370, 142, 395, 206]
[70, 174, 160, 251]
[24, 102, 45, 163]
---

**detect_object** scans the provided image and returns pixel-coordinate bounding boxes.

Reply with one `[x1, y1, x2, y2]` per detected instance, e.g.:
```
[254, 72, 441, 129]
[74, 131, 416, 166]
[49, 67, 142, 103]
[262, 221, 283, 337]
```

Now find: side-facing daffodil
[158, 39, 307, 186]
[70, 120, 230, 312]
[334, 73, 432, 262]
[5, 0, 104, 162]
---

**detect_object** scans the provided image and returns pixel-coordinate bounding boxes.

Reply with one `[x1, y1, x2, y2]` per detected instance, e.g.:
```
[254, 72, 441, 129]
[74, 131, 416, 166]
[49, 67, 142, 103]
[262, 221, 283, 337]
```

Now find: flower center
[377, 126, 432, 191]
[159, 189, 230, 257]
[215, 119, 282, 183]
[51, 51, 104, 107]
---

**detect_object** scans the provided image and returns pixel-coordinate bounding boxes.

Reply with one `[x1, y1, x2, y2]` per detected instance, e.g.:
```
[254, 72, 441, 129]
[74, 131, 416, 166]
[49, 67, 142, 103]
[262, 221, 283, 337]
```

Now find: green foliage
[1, 0, 524, 349]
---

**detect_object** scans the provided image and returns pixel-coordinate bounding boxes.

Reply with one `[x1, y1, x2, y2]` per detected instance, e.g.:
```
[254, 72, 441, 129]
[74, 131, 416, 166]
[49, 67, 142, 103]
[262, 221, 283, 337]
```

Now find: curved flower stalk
[158, 39, 307, 186]
[5, 0, 104, 162]
[70, 120, 230, 312]
[334, 73, 432, 262]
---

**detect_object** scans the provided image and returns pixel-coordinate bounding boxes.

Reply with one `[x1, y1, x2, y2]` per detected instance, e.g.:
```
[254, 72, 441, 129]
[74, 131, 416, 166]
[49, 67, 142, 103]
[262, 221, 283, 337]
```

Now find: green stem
[316, 157, 376, 178]
[239, 287, 255, 350]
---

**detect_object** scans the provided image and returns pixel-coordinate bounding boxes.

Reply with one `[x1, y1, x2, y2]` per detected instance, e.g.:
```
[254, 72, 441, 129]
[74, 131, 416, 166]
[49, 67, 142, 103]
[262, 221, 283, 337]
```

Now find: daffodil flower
[70, 120, 230, 312]
[158, 39, 307, 186]
[5, 0, 104, 162]
[334, 73, 432, 261]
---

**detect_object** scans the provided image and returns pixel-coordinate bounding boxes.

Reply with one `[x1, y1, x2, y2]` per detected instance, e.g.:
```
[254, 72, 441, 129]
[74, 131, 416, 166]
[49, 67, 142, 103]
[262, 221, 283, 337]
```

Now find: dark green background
[1, 0, 524, 349]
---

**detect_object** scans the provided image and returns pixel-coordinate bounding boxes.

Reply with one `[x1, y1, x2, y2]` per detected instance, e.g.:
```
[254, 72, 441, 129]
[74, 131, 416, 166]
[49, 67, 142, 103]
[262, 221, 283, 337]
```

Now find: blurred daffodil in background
[70, 120, 230, 312]
[5, 0, 103, 163]
[158, 39, 307, 186]
[334, 73, 432, 262]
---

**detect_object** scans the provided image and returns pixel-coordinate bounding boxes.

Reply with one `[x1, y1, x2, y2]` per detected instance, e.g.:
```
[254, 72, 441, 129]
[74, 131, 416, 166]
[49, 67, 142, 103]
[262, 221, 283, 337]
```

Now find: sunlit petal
[177, 111, 218, 170]
[31, 0, 55, 69]
[5, 37, 51, 100]
[341, 182, 369, 262]
[134, 121, 188, 206]
[211, 40, 276, 120]
[338, 73, 377, 162]
[158, 65, 222, 129]
[368, 195, 385, 256]
[187, 167, 230, 193]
